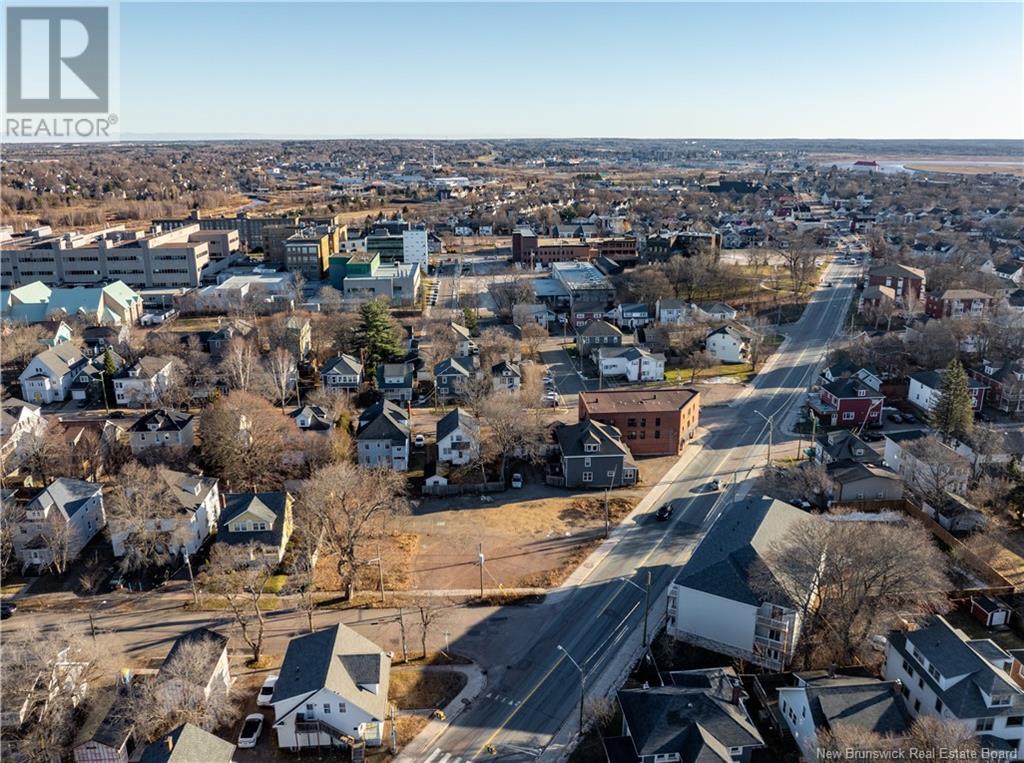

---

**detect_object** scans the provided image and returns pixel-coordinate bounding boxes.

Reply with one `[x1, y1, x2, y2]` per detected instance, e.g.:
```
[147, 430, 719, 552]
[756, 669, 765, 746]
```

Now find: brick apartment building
[864, 264, 926, 305]
[924, 288, 994, 319]
[512, 231, 637, 267]
[578, 387, 700, 456]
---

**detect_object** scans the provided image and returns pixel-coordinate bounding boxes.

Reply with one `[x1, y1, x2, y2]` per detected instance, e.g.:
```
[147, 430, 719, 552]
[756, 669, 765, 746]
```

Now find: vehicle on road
[823, 281, 833, 287]
[237, 714, 264, 748]
[257, 676, 278, 707]
[510, 473, 523, 489]
[414, 434, 426, 448]
[0, 602, 16, 619]
[655, 503, 674, 521]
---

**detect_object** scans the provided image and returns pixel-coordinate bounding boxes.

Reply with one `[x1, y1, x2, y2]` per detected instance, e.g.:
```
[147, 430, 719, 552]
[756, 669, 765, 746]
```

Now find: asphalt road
[413, 261, 861, 762]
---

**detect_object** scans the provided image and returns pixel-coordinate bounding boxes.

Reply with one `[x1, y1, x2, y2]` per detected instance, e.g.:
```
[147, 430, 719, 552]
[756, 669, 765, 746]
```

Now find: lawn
[665, 363, 754, 384]
[389, 668, 468, 710]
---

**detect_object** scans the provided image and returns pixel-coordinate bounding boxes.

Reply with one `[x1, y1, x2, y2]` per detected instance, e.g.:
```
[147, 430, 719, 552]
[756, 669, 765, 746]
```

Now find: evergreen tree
[462, 306, 478, 333]
[355, 299, 402, 373]
[930, 358, 974, 441]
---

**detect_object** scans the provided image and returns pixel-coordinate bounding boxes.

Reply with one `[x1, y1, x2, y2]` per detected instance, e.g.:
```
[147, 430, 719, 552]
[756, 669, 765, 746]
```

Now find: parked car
[256, 676, 278, 707]
[655, 503, 674, 521]
[791, 498, 812, 510]
[510, 473, 523, 489]
[888, 413, 903, 423]
[902, 413, 918, 424]
[107, 574, 125, 591]
[823, 281, 833, 287]
[413, 434, 426, 448]
[237, 714, 264, 749]
[861, 430, 884, 442]
[0, 602, 16, 619]
[709, 479, 721, 492]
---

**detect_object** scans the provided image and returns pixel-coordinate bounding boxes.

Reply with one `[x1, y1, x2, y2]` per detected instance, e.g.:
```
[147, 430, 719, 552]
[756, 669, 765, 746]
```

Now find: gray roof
[910, 370, 987, 391]
[580, 319, 622, 338]
[139, 723, 234, 763]
[437, 407, 479, 442]
[556, 419, 634, 462]
[356, 408, 409, 445]
[289, 404, 333, 430]
[797, 676, 912, 737]
[890, 616, 1024, 719]
[617, 677, 763, 758]
[27, 478, 101, 520]
[22, 342, 85, 379]
[434, 356, 474, 378]
[673, 496, 813, 607]
[817, 430, 877, 464]
[271, 624, 390, 721]
[828, 461, 901, 486]
[218, 492, 290, 550]
[599, 345, 665, 363]
[358, 399, 408, 429]
[883, 428, 929, 445]
[491, 360, 521, 377]
[321, 353, 363, 377]
[156, 469, 217, 516]
[129, 409, 193, 433]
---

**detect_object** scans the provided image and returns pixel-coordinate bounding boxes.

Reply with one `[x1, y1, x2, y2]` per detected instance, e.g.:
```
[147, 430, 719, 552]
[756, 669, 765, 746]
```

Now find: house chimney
[165, 736, 174, 752]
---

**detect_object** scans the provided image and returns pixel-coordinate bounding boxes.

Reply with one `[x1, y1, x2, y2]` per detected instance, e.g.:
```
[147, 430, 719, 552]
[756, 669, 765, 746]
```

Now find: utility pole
[642, 570, 652, 649]
[377, 544, 386, 605]
[89, 613, 97, 641]
[182, 546, 199, 606]
[478, 543, 485, 599]
[754, 410, 774, 466]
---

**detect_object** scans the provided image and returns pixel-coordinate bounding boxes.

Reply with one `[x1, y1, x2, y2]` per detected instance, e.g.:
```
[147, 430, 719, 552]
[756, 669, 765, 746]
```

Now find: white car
[256, 675, 277, 707]
[237, 713, 264, 748]
[511, 473, 523, 489]
[414, 434, 426, 448]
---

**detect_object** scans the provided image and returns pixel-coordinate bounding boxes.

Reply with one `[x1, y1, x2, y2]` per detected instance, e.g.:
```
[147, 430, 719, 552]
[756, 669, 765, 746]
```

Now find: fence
[421, 481, 506, 497]
[832, 498, 1016, 595]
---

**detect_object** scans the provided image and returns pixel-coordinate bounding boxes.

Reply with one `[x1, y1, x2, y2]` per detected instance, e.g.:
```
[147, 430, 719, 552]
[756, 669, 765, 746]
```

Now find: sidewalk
[394, 663, 487, 762]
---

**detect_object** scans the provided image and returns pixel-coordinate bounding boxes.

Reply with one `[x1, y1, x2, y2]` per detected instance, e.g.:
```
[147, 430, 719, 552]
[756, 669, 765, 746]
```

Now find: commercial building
[1, 224, 210, 289]
[152, 210, 348, 253]
[362, 228, 429, 270]
[578, 388, 700, 456]
[550, 261, 615, 307]
[512, 231, 637, 267]
[328, 252, 420, 305]
[283, 226, 336, 279]
[1, 280, 143, 325]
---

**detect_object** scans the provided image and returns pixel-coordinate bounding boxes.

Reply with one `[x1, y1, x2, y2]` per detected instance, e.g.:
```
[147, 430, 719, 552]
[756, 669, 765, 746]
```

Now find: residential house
[37, 319, 74, 347]
[577, 319, 623, 358]
[994, 261, 1024, 284]
[883, 430, 971, 498]
[809, 377, 886, 427]
[19, 343, 89, 403]
[448, 322, 476, 356]
[605, 667, 764, 763]
[610, 303, 652, 330]
[884, 616, 1024, 755]
[512, 303, 556, 330]
[654, 298, 690, 324]
[813, 429, 878, 466]
[778, 674, 911, 761]
[820, 359, 883, 390]
[436, 408, 480, 466]
[157, 628, 232, 700]
[217, 492, 293, 562]
[10, 479, 105, 572]
[555, 419, 638, 489]
[69, 350, 124, 405]
[356, 403, 409, 471]
[376, 361, 415, 402]
[434, 357, 478, 403]
[128, 409, 195, 455]
[578, 388, 700, 457]
[138, 723, 235, 763]
[828, 461, 904, 502]
[666, 497, 815, 670]
[491, 360, 521, 393]
[81, 325, 129, 357]
[289, 404, 333, 432]
[909, 370, 987, 414]
[207, 319, 254, 361]
[321, 354, 363, 393]
[705, 325, 750, 364]
[270, 624, 391, 750]
[865, 264, 926, 305]
[113, 356, 175, 407]
[596, 346, 666, 383]
[860, 283, 897, 314]
[925, 289, 994, 320]
[110, 469, 220, 559]
[693, 302, 738, 321]
[971, 359, 1024, 415]
[286, 315, 312, 360]
[570, 301, 609, 330]
[0, 398, 45, 475]
[72, 681, 138, 763]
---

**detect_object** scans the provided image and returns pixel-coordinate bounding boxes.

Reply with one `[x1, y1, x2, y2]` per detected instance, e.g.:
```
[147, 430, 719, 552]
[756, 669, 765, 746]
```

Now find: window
[842, 411, 855, 421]
[913, 699, 921, 712]
[934, 698, 943, 713]
[654, 431, 661, 439]
[901, 684, 910, 699]
[976, 718, 994, 732]
[1007, 716, 1023, 727]
[584, 457, 592, 468]
[927, 664, 942, 682]
[582, 472, 592, 483]
[306, 703, 315, 712]
[655, 417, 661, 426]
[902, 659, 914, 677]
[607, 470, 616, 478]
[323, 704, 331, 713]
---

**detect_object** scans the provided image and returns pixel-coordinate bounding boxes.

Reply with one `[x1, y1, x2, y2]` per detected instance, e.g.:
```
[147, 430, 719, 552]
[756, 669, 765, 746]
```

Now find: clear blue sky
[120, 2, 1023, 139]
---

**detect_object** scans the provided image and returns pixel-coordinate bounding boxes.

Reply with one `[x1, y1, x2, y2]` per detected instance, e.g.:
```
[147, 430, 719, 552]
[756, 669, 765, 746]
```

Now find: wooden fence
[421, 481, 506, 497]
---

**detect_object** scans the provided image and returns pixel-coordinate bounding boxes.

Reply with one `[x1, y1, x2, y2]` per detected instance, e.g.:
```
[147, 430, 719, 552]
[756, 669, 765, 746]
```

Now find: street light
[754, 410, 774, 466]
[556, 644, 585, 736]
[622, 572, 653, 648]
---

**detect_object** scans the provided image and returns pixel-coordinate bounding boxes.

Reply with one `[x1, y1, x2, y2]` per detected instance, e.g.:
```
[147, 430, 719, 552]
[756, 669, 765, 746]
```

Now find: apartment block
[578, 387, 700, 456]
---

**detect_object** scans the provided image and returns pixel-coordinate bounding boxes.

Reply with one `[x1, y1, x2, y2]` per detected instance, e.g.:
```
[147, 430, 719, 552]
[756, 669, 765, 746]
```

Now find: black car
[655, 503, 674, 521]
[902, 413, 918, 424]
[888, 413, 903, 423]
[1, 602, 17, 619]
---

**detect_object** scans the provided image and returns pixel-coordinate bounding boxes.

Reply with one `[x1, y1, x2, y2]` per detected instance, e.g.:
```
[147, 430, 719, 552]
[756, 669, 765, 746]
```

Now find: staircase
[294, 715, 366, 760]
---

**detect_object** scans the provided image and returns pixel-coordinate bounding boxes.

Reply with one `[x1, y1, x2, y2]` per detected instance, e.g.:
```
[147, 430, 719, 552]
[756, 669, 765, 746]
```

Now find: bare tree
[266, 346, 296, 411]
[219, 337, 260, 392]
[754, 515, 950, 666]
[415, 598, 449, 660]
[318, 285, 343, 313]
[902, 436, 969, 508]
[686, 349, 714, 382]
[296, 462, 407, 599]
[479, 393, 549, 481]
[757, 463, 836, 506]
[201, 544, 276, 665]
[519, 323, 549, 359]
[39, 513, 74, 575]
[199, 391, 291, 491]
[106, 463, 181, 574]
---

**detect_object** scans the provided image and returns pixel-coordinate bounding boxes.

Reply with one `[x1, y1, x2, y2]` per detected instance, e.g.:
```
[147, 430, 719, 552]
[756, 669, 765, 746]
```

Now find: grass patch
[389, 669, 467, 710]
[263, 574, 288, 594]
[185, 595, 283, 612]
[665, 363, 753, 383]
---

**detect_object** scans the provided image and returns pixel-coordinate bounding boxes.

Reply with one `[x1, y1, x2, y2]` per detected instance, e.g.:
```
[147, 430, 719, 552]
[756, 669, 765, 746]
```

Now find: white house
[109, 469, 220, 559]
[694, 302, 739, 321]
[11, 479, 105, 572]
[19, 343, 89, 403]
[777, 674, 911, 761]
[908, 370, 986, 414]
[491, 360, 521, 393]
[705, 325, 751, 364]
[597, 346, 665, 383]
[128, 409, 195, 455]
[270, 624, 390, 751]
[113, 356, 175, 407]
[448, 322, 476, 356]
[436, 408, 480, 466]
[666, 497, 814, 670]
[883, 430, 970, 497]
[320, 354, 363, 393]
[610, 303, 652, 330]
[654, 298, 690, 324]
[1, 397, 46, 474]
[884, 616, 1024, 755]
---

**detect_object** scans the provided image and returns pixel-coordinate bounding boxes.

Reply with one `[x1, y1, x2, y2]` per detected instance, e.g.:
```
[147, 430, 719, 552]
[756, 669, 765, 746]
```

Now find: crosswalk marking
[424, 750, 442, 763]
[425, 748, 468, 763]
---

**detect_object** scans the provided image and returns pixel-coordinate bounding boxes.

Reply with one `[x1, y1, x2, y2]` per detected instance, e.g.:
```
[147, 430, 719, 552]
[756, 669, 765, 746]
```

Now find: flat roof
[580, 387, 699, 414]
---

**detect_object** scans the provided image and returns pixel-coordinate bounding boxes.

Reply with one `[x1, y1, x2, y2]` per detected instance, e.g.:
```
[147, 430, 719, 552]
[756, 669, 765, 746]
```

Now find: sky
[119, 2, 1024, 140]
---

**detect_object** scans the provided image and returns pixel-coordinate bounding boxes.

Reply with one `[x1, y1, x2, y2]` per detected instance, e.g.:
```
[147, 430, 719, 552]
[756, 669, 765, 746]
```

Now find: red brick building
[924, 289, 994, 319]
[865, 264, 926, 305]
[577, 388, 700, 456]
[511, 231, 637, 267]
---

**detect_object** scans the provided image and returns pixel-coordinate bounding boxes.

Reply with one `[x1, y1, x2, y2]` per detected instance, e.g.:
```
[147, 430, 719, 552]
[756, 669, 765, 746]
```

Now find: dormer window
[584, 443, 599, 453]
[857, 390, 866, 397]
[991, 694, 1012, 707]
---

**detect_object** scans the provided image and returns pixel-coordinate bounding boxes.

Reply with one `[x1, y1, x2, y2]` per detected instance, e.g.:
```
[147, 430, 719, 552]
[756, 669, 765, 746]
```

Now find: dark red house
[809, 378, 886, 428]
[865, 264, 926, 305]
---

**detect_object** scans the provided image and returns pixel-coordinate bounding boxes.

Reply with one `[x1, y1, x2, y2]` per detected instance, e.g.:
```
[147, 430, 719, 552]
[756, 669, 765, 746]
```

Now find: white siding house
[19, 344, 88, 403]
[596, 346, 665, 383]
[705, 325, 750, 364]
